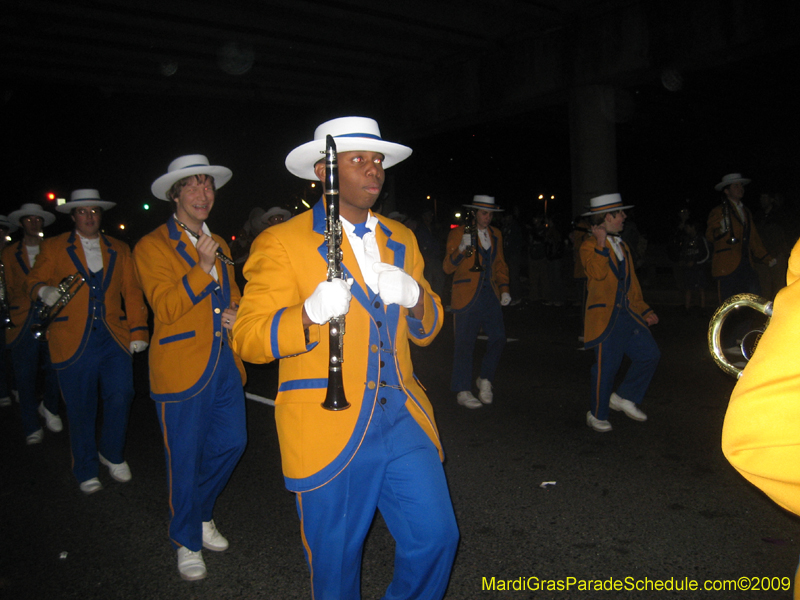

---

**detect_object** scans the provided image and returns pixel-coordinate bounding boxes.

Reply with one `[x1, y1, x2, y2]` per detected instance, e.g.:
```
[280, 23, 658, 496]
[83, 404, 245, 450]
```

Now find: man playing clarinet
[134, 155, 247, 582]
[232, 117, 458, 600]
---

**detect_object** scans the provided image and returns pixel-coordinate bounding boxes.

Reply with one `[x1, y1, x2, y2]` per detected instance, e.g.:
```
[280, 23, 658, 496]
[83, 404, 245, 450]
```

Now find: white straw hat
[56, 189, 116, 213]
[8, 203, 56, 227]
[581, 193, 634, 217]
[463, 195, 503, 212]
[151, 154, 232, 200]
[285, 117, 412, 180]
[714, 173, 751, 192]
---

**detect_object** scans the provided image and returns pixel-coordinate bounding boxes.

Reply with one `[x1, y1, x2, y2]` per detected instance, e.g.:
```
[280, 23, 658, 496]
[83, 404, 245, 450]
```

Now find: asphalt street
[1, 298, 798, 599]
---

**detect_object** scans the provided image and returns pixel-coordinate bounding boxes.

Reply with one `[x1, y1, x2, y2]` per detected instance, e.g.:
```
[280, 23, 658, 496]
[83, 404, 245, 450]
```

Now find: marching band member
[232, 117, 458, 600]
[580, 194, 660, 432]
[444, 195, 511, 409]
[706, 173, 774, 303]
[2, 203, 62, 444]
[28, 190, 149, 494]
[134, 155, 246, 581]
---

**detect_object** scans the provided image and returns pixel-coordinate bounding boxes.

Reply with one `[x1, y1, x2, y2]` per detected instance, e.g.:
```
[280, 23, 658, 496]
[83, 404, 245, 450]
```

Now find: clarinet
[321, 134, 350, 411]
[173, 218, 236, 265]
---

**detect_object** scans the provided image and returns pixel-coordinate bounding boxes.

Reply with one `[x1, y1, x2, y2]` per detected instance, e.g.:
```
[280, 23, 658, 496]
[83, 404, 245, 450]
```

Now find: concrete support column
[569, 85, 617, 217]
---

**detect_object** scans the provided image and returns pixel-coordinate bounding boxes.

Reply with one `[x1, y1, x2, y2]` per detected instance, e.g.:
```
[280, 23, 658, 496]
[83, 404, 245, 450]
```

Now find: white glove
[130, 340, 149, 353]
[501, 293, 511, 306]
[304, 278, 353, 325]
[372, 262, 420, 308]
[458, 233, 472, 253]
[39, 286, 61, 307]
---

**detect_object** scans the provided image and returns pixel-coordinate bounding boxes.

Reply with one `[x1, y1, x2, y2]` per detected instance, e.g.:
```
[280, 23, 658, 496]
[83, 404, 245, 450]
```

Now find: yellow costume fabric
[133, 218, 245, 401]
[722, 238, 800, 514]
[231, 201, 443, 491]
[27, 231, 149, 368]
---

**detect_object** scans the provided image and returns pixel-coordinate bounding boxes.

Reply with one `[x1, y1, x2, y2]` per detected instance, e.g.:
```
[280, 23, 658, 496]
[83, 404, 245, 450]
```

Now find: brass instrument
[174, 219, 235, 265]
[0, 260, 13, 328]
[722, 200, 739, 245]
[32, 273, 86, 340]
[321, 134, 350, 411]
[707, 293, 772, 378]
[463, 210, 483, 272]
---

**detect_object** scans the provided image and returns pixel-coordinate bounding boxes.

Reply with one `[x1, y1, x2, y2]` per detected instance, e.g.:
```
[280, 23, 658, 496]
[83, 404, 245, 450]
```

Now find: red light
[231, 235, 236, 241]
[46, 192, 56, 201]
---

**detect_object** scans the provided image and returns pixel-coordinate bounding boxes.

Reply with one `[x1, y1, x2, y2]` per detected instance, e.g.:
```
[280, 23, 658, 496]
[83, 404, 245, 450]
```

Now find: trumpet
[707, 293, 772, 378]
[0, 260, 13, 329]
[32, 273, 86, 340]
[463, 210, 483, 272]
[174, 219, 235, 265]
[722, 200, 739, 245]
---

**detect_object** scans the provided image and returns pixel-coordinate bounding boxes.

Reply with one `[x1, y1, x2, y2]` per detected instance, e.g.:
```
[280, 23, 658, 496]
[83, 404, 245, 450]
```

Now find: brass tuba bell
[707, 293, 772, 379]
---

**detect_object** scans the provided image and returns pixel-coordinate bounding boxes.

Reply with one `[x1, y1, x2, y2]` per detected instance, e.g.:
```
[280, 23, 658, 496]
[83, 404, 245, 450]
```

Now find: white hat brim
[8, 206, 56, 227]
[285, 138, 412, 180]
[463, 204, 504, 212]
[151, 165, 232, 200]
[581, 204, 635, 217]
[56, 200, 116, 213]
[714, 178, 750, 191]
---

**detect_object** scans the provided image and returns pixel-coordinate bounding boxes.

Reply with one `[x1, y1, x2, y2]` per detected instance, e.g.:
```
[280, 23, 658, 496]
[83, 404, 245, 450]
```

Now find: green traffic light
[143, 203, 150, 210]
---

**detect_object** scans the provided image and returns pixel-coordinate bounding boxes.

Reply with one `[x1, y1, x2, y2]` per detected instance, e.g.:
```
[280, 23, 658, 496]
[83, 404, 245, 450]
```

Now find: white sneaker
[99, 453, 132, 482]
[0, 396, 10, 408]
[586, 411, 612, 432]
[202, 519, 229, 551]
[177, 547, 207, 581]
[38, 402, 63, 432]
[79, 477, 103, 495]
[26, 429, 44, 445]
[456, 391, 482, 409]
[476, 377, 493, 404]
[609, 392, 647, 422]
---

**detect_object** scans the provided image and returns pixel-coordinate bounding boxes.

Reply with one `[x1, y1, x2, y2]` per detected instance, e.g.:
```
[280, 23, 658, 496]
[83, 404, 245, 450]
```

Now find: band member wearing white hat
[2, 203, 62, 444]
[232, 117, 458, 600]
[580, 194, 660, 432]
[0, 214, 18, 408]
[261, 205, 291, 228]
[28, 189, 149, 494]
[706, 173, 775, 303]
[134, 155, 246, 581]
[444, 195, 511, 409]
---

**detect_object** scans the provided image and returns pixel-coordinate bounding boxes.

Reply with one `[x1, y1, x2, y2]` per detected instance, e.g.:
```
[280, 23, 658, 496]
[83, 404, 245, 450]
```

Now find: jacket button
[368, 381, 376, 390]
[371, 345, 378, 353]
[376, 321, 382, 328]
[380, 397, 387, 405]
[215, 331, 221, 337]
[374, 301, 380, 308]
[215, 308, 221, 314]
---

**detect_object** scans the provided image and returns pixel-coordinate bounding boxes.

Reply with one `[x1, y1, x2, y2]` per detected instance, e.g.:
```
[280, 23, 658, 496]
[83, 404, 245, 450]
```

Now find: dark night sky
[2, 45, 798, 246]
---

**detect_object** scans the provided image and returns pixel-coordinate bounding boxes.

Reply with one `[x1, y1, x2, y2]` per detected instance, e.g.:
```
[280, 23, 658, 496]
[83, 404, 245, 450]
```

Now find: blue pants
[156, 344, 247, 551]
[590, 311, 660, 421]
[451, 285, 506, 392]
[56, 324, 134, 483]
[1, 329, 10, 400]
[297, 403, 459, 600]
[10, 326, 60, 436]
